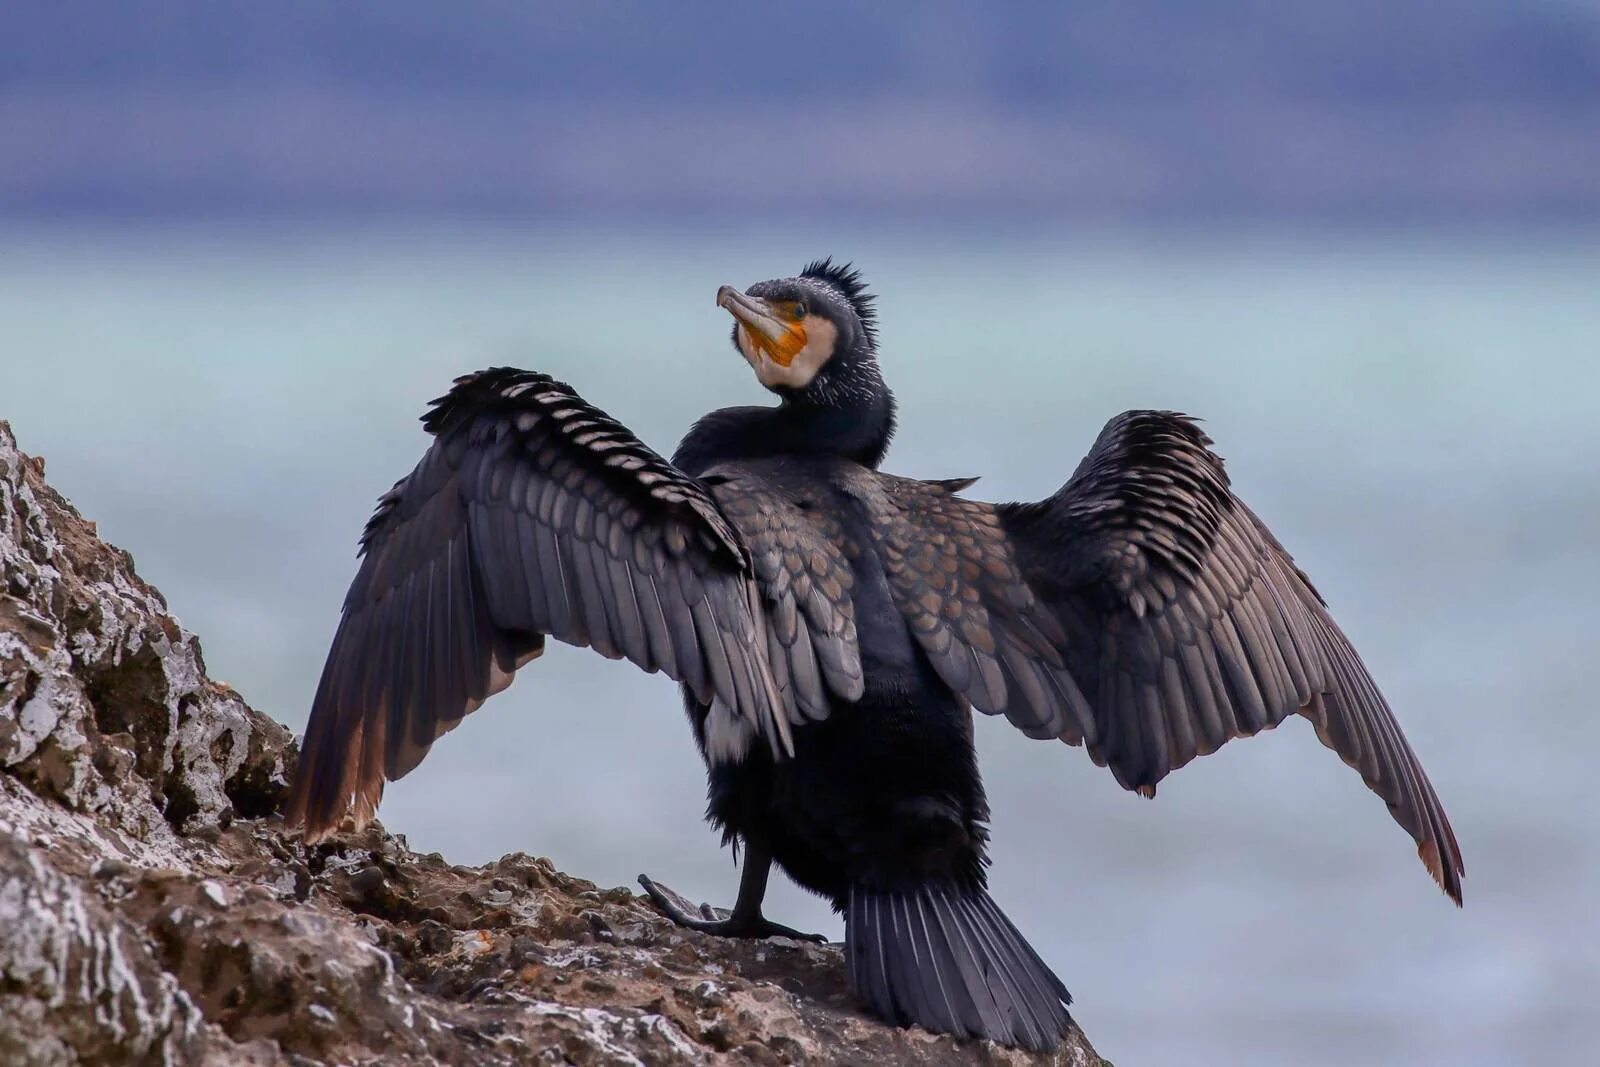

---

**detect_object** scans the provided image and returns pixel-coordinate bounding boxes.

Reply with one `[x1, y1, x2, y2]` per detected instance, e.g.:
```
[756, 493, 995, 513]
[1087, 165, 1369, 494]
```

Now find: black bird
[287, 259, 1463, 1052]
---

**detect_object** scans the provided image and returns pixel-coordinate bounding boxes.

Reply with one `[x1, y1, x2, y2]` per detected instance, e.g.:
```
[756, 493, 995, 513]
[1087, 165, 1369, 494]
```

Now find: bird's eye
[794, 301, 808, 319]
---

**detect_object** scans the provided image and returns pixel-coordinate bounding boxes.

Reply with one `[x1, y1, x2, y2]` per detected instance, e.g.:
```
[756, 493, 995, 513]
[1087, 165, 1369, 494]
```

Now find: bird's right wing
[285, 368, 789, 841]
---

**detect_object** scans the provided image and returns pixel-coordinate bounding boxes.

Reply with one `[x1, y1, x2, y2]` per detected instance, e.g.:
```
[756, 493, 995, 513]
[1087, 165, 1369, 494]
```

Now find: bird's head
[717, 258, 879, 401]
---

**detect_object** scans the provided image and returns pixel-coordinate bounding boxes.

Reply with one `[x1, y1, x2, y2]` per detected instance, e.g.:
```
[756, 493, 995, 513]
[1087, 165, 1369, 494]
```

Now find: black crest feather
[801, 257, 878, 346]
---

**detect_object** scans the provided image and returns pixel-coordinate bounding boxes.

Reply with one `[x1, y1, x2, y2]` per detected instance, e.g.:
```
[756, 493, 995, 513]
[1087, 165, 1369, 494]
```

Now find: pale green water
[2, 225, 1596, 1066]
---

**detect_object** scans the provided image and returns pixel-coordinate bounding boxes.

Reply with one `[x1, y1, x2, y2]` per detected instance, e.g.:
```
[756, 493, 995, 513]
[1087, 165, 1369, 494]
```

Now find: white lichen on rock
[1, 422, 294, 844]
[0, 832, 204, 1066]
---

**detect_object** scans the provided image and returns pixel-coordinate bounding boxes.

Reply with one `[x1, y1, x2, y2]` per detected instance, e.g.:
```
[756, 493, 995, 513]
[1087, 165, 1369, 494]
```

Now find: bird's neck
[675, 386, 896, 475]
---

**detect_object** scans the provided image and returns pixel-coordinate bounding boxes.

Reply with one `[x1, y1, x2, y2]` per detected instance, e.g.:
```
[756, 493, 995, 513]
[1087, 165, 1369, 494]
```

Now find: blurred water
[2, 224, 1596, 1067]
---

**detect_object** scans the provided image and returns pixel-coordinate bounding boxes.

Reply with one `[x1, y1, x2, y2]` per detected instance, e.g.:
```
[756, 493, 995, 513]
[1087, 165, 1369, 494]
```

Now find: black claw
[637, 874, 703, 925]
[637, 873, 828, 943]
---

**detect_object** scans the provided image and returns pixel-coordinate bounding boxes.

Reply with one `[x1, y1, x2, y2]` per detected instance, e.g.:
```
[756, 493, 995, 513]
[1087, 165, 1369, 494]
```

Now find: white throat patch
[739, 315, 838, 391]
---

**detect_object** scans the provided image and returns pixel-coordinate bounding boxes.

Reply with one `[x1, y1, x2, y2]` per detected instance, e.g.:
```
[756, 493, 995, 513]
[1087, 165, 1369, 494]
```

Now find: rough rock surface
[0, 420, 1106, 1066]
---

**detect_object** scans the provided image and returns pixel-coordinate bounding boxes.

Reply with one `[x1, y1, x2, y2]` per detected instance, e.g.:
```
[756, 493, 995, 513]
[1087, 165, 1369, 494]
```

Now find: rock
[0, 420, 1107, 1066]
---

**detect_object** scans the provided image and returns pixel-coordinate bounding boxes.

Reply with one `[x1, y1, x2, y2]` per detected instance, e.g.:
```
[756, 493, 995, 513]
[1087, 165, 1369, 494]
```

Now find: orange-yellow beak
[717, 284, 806, 367]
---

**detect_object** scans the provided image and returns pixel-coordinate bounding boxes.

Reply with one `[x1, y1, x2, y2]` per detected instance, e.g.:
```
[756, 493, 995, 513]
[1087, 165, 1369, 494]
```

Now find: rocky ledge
[0, 420, 1104, 1066]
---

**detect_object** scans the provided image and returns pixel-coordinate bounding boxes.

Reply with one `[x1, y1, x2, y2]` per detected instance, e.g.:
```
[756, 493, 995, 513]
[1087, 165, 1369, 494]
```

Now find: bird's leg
[638, 842, 827, 943]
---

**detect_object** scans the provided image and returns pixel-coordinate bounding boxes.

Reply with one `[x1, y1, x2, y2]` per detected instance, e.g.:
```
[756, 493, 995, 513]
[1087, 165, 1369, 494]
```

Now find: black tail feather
[846, 882, 1071, 1052]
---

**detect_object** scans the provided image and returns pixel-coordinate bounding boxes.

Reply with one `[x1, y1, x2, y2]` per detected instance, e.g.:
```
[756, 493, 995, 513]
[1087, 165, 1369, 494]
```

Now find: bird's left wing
[860, 413, 1462, 903]
[994, 411, 1461, 901]
[285, 368, 789, 841]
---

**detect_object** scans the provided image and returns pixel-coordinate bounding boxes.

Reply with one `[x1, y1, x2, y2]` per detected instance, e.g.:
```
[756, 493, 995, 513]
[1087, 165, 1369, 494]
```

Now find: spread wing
[869, 413, 1463, 904]
[285, 368, 790, 841]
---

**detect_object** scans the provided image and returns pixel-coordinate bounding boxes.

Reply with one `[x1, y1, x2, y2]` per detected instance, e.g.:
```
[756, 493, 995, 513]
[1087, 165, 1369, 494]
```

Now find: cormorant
[286, 258, 1463, 1052]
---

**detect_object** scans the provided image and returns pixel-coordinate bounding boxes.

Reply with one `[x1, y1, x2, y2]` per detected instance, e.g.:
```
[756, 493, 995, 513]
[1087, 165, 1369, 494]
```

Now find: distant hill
[4, 1, 1598, 222]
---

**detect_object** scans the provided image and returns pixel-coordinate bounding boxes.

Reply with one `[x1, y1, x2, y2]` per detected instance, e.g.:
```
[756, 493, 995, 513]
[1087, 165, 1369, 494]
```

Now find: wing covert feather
[854, 474, 1098, 744]
[707, 467, 865, 719]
